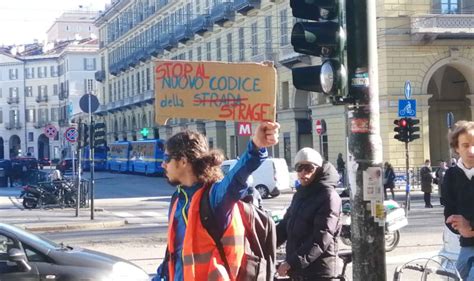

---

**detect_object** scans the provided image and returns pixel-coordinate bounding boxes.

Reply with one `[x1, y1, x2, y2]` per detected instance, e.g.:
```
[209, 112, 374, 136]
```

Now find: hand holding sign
[154, 61, 277, 125]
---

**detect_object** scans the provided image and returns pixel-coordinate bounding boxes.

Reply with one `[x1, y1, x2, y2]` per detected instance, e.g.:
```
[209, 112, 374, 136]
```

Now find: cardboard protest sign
[154, 61, 277, 125]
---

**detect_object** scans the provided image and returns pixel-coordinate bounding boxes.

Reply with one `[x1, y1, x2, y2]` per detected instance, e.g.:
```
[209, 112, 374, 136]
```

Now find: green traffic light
[140, 128, 149, 137]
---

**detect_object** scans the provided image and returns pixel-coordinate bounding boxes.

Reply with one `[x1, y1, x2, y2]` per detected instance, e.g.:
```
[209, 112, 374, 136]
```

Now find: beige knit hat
[294, 147, 323, 167]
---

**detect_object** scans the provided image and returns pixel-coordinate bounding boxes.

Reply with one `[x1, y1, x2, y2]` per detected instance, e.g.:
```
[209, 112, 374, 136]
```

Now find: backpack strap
[199, 184, 232, 277]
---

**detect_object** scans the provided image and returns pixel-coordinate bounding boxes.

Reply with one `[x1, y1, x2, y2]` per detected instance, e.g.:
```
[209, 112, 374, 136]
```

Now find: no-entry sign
[315, 119, 326, 135]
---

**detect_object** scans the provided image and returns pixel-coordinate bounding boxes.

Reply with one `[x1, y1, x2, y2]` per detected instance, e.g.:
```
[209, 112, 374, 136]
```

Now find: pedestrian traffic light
[394, 118, 408, 143]
[290, 0, 347, 103]
[406, 118, 420, 142]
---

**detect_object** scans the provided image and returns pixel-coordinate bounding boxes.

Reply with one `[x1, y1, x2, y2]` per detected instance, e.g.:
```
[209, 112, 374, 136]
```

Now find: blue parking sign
[398, 100, 416, 117]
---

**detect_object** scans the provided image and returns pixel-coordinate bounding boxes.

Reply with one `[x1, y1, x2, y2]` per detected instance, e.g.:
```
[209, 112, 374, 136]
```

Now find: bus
[82, 146, 108, 171]
[129, 139, 165, 176]
[107, 142, 131, 172]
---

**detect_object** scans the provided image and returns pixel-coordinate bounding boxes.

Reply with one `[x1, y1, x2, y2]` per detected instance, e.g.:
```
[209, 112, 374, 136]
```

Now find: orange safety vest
[167, 186, 245, 281]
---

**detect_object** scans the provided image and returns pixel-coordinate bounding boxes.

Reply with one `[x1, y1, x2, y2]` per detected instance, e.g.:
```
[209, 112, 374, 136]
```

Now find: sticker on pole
[44, 124, 58, 139]
[64, 127, 78, 143]
[154, 61, 277, 125]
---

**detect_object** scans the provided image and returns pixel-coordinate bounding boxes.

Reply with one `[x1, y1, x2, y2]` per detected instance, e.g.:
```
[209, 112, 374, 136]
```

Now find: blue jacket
[154, 141, 267, 281]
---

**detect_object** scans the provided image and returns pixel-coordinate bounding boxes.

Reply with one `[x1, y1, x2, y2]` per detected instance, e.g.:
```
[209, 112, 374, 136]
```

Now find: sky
[0, 0, 111, 45]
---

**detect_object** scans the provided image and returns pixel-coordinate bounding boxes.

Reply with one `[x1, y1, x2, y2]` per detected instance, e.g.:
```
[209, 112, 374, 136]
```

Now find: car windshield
[7, 225, 61, 250]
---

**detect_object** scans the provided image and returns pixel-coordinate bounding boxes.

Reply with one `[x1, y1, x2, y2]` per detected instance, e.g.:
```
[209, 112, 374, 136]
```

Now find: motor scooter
[340, 199, 408, 252]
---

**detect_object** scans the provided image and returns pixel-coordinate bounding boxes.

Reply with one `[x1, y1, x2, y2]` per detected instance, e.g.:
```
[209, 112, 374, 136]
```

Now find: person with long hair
[154, 121, 279, 281]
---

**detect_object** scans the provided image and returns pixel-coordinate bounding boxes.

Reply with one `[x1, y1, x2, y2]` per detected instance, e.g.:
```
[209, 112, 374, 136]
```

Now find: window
[25, 86, 33, 97]
[216, 38, 221, 61]
[251, 22, 258, 56]
[25, 68, 32, 79]
[26, 109, 35, 123]
[188, 50, 193, 61]
[9, 110, 20, 124]
[238, 28, 245, 61]
[265, 16, 272, 53]
[441, 0, 459, 13]
[38, 108, 48, 123]
[9, 87, 18, 98]
[131, 74, 135, 95]
[50, 66, 58, 77]
[280, 9, 288, 46]
[38, 67, 44, 78]
[197, 46, 202, 61]
[51, 108, 59, 122]
[28, 132, 34, 142]
[53, 84, 58, 96]
[206, 42, 212, 61]
[196, 0, 201, 14]
[9, 69, 18, 80]
[146, 68, 151, 91]
[141, 70, 146, 93]
[38, 85, 47, 97]
[0, 111, 2, 124]
[0, 235, 15, 261]
[227, 33, 233, 62]
[117, 80, 121, 99]
[136, 72, 141, 94]
[84, 58, 96, 71]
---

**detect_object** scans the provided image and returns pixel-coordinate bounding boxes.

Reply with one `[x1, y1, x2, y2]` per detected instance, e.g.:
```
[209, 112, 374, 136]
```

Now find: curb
[16, 220, 127, 232]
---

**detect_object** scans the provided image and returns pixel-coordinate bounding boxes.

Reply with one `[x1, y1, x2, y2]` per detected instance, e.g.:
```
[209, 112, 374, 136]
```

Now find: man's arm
[443, 170, 459, 234]
[209, 122, 280, 231]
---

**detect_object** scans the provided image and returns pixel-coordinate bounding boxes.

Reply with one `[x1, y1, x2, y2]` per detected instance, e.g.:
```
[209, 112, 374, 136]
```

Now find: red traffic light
[400, 119, 407, 127]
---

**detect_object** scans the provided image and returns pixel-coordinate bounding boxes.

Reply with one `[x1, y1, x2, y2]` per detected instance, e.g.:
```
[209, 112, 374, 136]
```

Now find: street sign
[447, 112, 454, 129]
[404, 80, 412, 99]
[79, 94, 99, 113]
[44, 124, 58, 139]
[64, 127, 78, 143]
[315, 119, 326, 135]
[238, 122, 252, 136]
[398, 99, 416, 117]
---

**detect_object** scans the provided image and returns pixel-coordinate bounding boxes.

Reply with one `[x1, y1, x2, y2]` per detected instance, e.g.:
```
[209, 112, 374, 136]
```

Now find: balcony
[59, 91, 68, 101]
[5, 122, 21, 130]
[278, 44, 311, 67]
[109, 64, 119, 76]
[36, 95, 48, 103]
[147, 40, 164, 57]
[7, 97, 19, 105]
[250, 51, 278, 63]
[95, 70, 106, 82]
[160, 34, 178, 51]
[175, 23, 194, 44]
[211, 2, 235, 27]
[192, 15, 213, 36]
[138, 49, 151, 62]
[410, 14, 474, 42]
[34, 121, 48, 129]
[233, 0, 260, 15]
[119, 61, 128, 72]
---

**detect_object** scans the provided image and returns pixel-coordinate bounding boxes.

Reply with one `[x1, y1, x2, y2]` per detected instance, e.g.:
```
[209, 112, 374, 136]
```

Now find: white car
[221, 158, 290, 198]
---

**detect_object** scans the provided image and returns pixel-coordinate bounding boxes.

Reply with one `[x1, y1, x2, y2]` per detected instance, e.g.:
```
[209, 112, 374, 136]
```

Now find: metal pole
[405, 141, 411, 214]
[76, 119, 82, 217]
[88, 93, 95, 220]
[346, 0, 386, 280]
[235, 122, 239, 158]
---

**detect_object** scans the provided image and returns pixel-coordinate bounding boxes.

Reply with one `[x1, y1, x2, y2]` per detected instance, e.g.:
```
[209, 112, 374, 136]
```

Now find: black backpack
[200, 186, 277, 281]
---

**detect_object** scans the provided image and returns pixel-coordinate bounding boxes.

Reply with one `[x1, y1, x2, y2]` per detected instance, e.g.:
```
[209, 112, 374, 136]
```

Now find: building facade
[94, 0, 474, 168]
[0, 39, 99, 161]
[47, 9, 100, 43]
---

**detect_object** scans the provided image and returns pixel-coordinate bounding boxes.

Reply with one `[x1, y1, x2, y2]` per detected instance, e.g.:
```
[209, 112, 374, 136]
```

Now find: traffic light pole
[405, 141, 411, 213]
[346, 1, 386, 280]
[76, 118, 82, 217]
[89, 116, 95, 220]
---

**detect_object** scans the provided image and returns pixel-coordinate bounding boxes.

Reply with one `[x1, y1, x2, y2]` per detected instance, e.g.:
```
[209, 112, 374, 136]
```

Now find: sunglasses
[163, 153, 174, 163]
[295, 163, 316, 173]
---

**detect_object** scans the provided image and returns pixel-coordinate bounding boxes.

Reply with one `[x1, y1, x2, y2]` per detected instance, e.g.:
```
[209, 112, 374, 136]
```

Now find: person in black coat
[444, 121, 474, 281]
[276, 147, 342, 280]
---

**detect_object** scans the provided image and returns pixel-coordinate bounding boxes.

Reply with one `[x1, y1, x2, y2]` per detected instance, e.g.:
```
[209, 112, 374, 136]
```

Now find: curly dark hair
[165, 130, 224, 184]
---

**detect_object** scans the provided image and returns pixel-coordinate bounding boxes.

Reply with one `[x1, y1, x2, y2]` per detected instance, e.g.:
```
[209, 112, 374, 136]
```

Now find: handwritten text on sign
[154, 61, 277, 125]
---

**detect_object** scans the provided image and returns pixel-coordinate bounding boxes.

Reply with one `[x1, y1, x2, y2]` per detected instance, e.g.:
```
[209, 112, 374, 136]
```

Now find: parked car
[221, 158, 290, 198]
[0, 223, 149, 281]
[38, 158, 51, 169]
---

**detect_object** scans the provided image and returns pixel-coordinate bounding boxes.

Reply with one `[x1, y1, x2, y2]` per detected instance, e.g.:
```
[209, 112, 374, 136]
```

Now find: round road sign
[44, 124, 58, 139]
[64, 127, 78, 143]
[315, 120, 323, 135]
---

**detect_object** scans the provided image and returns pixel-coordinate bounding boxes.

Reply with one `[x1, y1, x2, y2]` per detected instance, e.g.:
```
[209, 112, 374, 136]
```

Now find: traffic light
[394, 118, 408, 143]
[290, 0, 347, 103]
[94, 123, 107, 147]
[82, 123, 89, 147]
[406, 118, 420, 142]
[140, 127, 149, 139]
